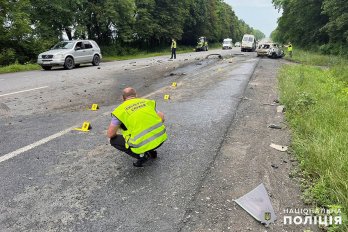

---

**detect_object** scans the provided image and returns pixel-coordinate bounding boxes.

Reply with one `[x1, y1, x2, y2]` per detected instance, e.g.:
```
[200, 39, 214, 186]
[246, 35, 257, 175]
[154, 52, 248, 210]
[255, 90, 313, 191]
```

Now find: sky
[225, 0, 282, 37]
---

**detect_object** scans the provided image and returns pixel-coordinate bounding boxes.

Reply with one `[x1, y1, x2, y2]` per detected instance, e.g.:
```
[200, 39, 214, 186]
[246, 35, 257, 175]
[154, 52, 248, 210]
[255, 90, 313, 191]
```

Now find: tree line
[271, 0, 348, 56]
[0, 0, 265, 66]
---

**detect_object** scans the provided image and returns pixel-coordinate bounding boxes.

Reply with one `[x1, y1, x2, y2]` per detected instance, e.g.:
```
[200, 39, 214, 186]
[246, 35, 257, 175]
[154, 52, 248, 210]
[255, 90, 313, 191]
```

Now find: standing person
[170, 38, 176, 59]
[107, 87, 167, 167]
[287, 42, 293, 58]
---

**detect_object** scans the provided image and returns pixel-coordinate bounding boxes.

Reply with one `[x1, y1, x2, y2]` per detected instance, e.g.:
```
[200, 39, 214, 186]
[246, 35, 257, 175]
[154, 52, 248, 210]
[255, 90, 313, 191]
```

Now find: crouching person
[107, 87, 167, 167]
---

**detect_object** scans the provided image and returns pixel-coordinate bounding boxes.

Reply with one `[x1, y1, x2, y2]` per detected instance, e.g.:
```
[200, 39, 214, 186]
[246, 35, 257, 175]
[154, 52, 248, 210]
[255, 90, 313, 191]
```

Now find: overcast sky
[225, 0, 282, 37]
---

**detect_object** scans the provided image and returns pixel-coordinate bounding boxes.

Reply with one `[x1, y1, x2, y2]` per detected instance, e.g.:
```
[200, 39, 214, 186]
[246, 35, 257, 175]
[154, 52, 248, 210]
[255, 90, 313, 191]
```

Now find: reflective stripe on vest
[128, 127, 166, 148]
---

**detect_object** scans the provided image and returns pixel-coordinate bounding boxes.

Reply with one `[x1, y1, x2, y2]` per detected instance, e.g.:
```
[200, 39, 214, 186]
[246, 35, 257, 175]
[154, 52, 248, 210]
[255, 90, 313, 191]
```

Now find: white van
[241, 34, 256, 52]
[222, 38, 233, 49]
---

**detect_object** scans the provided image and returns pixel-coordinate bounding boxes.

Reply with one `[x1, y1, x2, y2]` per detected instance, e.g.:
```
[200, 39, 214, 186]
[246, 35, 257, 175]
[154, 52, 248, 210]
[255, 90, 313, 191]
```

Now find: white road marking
[0, 86, 49, 97]
[0, 126, 76, 164]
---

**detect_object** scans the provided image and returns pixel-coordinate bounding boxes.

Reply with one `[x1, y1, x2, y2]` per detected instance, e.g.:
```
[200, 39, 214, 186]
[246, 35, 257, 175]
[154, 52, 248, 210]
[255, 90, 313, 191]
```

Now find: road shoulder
[179, 58, 318, 231]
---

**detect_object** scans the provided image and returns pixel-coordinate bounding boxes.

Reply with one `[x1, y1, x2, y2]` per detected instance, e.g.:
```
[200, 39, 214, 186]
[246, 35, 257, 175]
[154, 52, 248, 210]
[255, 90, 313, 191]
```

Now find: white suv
[37, 40, 102, 70]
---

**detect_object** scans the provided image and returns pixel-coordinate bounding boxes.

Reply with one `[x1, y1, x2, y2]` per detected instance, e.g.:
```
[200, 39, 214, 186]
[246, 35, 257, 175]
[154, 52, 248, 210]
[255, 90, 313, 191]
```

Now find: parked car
[241, 34, 256, 52]
[37, 40, 102, 70]
[222, 38, 233, 49]
[256, 42, 284, 58]
[234, 42, 241, 47]
[196, 36, 209, 51]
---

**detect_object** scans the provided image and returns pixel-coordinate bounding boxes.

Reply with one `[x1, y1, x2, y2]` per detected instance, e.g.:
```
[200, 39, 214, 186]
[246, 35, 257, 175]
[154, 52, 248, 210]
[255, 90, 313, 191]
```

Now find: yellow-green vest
[288, 44, 293, 52]
[112, 98, 167, 154]
[171, 40, 177, 49]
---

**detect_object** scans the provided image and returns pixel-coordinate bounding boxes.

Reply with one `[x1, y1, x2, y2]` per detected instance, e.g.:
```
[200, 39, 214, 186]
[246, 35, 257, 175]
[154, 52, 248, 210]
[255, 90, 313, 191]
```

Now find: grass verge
[0, 63, 41, 74]
[278, 52, 348, 231]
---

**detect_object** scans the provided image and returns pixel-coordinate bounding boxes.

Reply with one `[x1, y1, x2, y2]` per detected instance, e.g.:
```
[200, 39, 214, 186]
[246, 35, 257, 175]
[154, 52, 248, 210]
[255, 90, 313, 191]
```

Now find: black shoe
[146, 150, 157, 159]
[133, 154, 149, 167]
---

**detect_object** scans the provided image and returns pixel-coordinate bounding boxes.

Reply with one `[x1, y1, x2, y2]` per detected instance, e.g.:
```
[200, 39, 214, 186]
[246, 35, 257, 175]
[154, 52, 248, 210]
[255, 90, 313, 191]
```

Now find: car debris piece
[270, 143, 288, 152]
[268, 124, 282, 129]
[205, 54, 223, 59]
[276, 105, 285, 113]
[234, 183, 277, 226]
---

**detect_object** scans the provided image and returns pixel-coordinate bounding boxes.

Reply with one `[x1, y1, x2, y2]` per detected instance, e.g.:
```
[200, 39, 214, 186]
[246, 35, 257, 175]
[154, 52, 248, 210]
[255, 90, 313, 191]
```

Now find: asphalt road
[0, 48, 259, 231]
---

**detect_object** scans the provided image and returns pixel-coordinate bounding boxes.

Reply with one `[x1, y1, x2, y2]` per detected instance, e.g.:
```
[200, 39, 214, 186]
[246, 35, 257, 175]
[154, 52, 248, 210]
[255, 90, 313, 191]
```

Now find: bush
[0, 48, 17, 66]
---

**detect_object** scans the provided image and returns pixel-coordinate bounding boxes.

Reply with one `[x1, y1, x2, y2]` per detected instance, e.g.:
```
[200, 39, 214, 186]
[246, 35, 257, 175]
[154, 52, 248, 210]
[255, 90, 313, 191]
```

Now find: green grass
[278, 55, 348, 231]
[284, 49, 345, 67]
[0, 63, 41, 74]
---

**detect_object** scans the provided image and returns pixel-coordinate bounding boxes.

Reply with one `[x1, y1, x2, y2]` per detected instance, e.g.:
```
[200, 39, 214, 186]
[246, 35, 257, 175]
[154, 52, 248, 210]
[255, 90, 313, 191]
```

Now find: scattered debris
[270, 143, 288, 152]
[196, 62, 202, 65]
[276, 105, 285, 113]
[97, 67, 101, 69]
[273, 99, 279, 103]
[234, 183, 277, 226]
[268, 124, 282, 129]
[206, 54, 223, 59]
[271, 164, 278, 169]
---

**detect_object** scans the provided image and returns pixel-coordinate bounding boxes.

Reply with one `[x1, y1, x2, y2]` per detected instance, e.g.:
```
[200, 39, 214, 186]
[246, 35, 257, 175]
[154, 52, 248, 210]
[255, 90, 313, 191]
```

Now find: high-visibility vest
[112, 98, 167, 154]
[288, 44, 293, 52]
[171, 40, 176, 49]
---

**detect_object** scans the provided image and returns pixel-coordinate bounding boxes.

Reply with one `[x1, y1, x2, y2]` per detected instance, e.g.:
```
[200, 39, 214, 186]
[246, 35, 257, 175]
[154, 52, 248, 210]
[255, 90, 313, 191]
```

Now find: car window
[52, 41, 74, 49]
[248, 37, 254, 42]
[83, 41, 93, 49]
[243, 37, 249, 41]
[75, 42, 84, 50]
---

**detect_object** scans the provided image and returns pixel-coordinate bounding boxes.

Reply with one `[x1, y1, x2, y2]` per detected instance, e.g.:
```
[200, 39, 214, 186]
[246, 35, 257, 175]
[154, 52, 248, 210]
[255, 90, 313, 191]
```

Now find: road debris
[270, 143, 288, 152]
[268, 124, 282, 129]
[234, 183, 277, 226]
[276, 105, 285, 113]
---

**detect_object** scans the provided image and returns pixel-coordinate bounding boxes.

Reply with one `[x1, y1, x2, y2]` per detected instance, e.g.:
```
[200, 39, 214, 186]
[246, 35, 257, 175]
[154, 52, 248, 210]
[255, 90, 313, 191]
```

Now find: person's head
[172, 38, 175, 42]
[122, 87, 137, 101]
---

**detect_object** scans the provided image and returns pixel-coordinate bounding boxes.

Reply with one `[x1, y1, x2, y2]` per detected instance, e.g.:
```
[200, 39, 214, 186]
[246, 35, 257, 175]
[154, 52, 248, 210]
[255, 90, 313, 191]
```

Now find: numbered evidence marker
[171, 82, 177, 87]
[89, 104, 99, 111]
[164, 94, 170, 100]
[74, 121, 91, 132]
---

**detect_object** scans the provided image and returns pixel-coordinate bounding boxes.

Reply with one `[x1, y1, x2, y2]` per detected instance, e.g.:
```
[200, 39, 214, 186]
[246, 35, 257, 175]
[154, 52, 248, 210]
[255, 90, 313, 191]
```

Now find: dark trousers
[171, 48, 176, 59]
[110, 135, 163, 159]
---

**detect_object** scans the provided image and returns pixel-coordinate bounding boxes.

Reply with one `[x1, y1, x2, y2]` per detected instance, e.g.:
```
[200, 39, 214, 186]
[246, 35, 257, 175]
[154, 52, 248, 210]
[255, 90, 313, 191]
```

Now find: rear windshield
[243, 37, 249, 41]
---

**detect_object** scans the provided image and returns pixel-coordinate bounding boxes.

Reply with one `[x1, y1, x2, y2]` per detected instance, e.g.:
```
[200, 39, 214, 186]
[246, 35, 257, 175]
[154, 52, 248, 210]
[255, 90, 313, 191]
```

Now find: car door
[82, 41, 94, 62]
[73, 41, 85, 64]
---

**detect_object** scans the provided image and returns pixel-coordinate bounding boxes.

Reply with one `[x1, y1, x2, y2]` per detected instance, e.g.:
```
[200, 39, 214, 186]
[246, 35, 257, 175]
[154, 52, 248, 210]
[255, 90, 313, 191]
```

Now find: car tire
[92, 55, 100, 66]
[42, 66, 52, 70]
[64, 57, 74, 70]
[272, 53, 277, 59]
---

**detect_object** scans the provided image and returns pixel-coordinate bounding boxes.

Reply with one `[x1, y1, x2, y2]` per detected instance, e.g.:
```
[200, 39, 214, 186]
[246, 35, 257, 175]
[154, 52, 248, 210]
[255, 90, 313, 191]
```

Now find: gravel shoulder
[179, 57, 319, 231]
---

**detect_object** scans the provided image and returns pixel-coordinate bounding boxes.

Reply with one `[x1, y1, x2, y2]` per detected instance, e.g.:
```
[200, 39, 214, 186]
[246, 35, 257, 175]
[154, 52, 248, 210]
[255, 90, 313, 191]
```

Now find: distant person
[107, 87, 167, 167]
[170, 38, 176, 59]
[287, 42, 293, 58]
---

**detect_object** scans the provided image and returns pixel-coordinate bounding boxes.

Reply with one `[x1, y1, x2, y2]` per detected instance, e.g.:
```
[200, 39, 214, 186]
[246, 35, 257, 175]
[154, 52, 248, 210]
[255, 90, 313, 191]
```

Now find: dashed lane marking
[0, 86, 49, 97]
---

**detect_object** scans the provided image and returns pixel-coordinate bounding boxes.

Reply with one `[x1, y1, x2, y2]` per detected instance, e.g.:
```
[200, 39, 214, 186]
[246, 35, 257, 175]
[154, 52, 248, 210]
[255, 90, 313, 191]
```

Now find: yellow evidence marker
[74, 121, 91, 132]
[171, 82, 177, 87]
[164, 94, 170, 100]
[89, 104, 99, 111]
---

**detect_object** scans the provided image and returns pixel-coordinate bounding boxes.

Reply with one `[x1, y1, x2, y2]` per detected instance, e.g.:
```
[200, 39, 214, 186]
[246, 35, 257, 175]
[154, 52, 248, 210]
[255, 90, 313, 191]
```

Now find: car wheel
[92, 55, 100, 66]
[42, 66, 52, 70]
[64, 57, 74, 70]
[272, 53, 277, 59]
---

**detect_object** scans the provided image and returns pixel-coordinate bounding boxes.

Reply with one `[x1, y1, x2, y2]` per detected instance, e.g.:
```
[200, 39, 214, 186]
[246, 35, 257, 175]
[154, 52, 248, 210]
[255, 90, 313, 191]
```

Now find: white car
[222, 38, 233, 49]
[37, 40, 102, 70]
